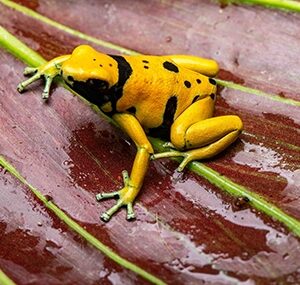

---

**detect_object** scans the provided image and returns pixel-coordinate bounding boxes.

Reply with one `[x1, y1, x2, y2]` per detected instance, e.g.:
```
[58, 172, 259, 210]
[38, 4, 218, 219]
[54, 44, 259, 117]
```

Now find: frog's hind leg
[166, 55, 219, 77]
[152, 97, 243, 171]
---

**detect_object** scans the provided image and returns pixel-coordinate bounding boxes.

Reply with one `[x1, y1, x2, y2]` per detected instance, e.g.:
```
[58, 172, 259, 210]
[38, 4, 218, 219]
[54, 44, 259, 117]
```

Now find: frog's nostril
[100, 81, 108, 89]
[87, 79, 108, 90]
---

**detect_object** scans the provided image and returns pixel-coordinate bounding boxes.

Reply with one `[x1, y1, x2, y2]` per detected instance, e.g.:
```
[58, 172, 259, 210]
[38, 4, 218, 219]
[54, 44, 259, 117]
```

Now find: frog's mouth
[66, 77, 112, 107]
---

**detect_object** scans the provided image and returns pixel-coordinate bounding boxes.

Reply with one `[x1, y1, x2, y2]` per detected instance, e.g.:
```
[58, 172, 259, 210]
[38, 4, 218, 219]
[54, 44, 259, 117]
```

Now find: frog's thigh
[170, 103, 243, 160]
[166, 55, 219, 77]
[170, 96, 215, 149]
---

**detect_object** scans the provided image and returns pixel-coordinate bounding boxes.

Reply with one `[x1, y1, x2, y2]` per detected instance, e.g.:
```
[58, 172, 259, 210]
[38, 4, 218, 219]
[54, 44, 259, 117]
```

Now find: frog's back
[114, 54, 216, 133]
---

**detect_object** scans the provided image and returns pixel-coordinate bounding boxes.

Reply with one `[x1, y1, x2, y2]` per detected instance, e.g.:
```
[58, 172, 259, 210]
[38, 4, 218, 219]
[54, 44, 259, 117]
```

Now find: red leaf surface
[1, 1, 300, 284]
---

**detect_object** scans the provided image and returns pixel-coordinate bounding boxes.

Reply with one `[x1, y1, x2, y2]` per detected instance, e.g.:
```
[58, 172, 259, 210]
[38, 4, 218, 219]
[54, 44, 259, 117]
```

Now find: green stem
[228, 0, 300, 12]
[0, 156, 166, 285]
[0, 270, 16, 285]
[216, 79, 300, 107]
[150, 137, 300, 237]
[0, 26, 45, 67]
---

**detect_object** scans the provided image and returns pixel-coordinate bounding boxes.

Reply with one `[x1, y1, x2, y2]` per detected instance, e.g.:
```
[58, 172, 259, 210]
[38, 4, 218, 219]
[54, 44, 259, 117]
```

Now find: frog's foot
[96, 170, 136, 222]
[17, 55, 70, 100]
[17, 67, 55, 100]
[151, 150, 192, 172]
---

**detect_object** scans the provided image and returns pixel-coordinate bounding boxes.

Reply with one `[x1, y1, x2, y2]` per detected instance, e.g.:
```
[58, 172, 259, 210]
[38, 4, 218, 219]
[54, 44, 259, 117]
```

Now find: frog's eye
[67, 76, 74, 82]
[87, 79, 109, 90]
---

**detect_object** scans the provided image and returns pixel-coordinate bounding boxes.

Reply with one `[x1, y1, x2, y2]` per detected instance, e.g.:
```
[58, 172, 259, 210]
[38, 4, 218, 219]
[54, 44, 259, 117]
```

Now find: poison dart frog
[17, 45, 243, 222]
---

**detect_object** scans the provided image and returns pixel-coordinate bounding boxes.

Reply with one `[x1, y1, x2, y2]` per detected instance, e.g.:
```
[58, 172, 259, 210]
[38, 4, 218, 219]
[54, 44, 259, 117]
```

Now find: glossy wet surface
[0, 1, 300, 284]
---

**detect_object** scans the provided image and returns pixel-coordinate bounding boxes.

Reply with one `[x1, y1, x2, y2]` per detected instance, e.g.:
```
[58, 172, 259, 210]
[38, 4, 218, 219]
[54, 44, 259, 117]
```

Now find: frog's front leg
[17, 55, 70, 99]
[96, 113, 153, 222]
[152, 96, 243, 171]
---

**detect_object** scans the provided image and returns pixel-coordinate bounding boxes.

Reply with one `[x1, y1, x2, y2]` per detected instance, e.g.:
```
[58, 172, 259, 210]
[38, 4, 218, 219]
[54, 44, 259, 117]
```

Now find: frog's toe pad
[23, 67, 38, 76]
[127, 212, 136, 220]
[95, 193, 104, 201]
[17, 83, 25, 93]
[96, 192, 118, 201]
[100, 212, 111, 222]
[42, 91, 50, 100]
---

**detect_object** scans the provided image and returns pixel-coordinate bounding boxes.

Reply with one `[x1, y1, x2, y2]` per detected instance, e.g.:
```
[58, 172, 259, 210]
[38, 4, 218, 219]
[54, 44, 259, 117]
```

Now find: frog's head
[61, 45, 118, 106]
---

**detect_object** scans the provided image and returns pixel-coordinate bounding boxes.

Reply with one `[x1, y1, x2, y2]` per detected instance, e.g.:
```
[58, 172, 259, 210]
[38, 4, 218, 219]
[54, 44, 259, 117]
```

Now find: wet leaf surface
[0, 0, 300, 284]
[0, 166, 144, 285]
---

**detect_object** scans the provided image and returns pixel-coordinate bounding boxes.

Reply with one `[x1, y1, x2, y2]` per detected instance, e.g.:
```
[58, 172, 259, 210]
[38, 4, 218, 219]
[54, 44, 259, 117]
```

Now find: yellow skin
[17, 45, 243, 221]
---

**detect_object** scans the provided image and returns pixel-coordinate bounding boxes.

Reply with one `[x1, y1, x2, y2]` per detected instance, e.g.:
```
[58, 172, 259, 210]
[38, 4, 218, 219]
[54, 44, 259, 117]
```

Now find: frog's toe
[100, 212, 112, 222]
[126, 203, 136, 220]
[17, 72, 41, 93]
[96, 187, 137, 222]
[42, 76, 54, 100]
[98, 199, 136, 222]
[162, 142, 176, 149]
[23, 67, 38, 76]
[177, 155, 192, 172]
[95, 193, 103, 201]
[96, 191, 119, 201]
[151, 150, 184, 160]
[17, 83, 25, 93]
[151, 150, 193, 171]
[99, 199, 124, 222]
